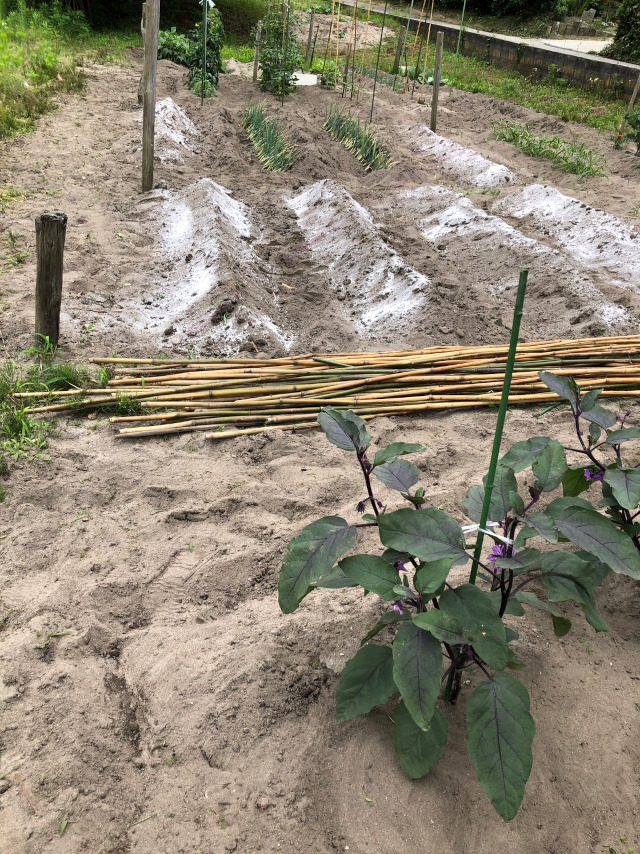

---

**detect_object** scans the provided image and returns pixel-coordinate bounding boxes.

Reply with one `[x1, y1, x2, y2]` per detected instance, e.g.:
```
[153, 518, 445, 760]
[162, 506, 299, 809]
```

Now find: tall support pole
[252, 23, 262, 83]
[369, 0, 388, 123]
[305, 10, 315, 69]
[35, 213, 67, 348]
[201, 0, 208, 106]
[430, 31, 443, 132]
[617, 72, 640, 145]
[141, 0, 160, 193]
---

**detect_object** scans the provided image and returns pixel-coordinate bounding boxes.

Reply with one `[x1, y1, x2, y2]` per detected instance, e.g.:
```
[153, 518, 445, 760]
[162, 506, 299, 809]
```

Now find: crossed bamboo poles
[18, 335, 640, 440]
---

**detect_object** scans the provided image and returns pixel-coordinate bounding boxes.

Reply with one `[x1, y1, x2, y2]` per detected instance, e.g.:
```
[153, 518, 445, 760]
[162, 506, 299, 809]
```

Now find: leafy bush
[158, 10, 224, 95]
[601, 0, 640, 64]
[625, 108, 640, 155]
[258, 3, 302, 98]
[493, 120, 606, 177]
[278, 374, 640, 821]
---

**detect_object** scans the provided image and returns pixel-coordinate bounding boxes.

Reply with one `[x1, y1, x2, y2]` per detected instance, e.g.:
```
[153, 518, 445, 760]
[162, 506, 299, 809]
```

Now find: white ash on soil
[287, 179, 429, 334]
[492, 184, 640, 292]
[149, 96, 199, 164]
[131, 178, 293, 354]
[406, 124, 518, 187]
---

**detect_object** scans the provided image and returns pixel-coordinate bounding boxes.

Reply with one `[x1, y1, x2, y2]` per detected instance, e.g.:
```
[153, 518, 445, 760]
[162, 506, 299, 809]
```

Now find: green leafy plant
[257, 3, 302, 98]
[242, 103, 296, 171]
[493, 120, 607, 177]
[278, 374, 640, 821]
[158, 10, 224, 96]
[624, 108, 640, 155]
[324, 104, 392, 171]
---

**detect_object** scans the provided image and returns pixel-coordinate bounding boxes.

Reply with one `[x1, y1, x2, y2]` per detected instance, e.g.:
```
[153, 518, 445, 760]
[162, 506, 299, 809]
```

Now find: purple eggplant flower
[487, 543, 505, 564]
[394, 560, 407, 575]
[393, 602, 405, 615]
[584, 468, 604, 483]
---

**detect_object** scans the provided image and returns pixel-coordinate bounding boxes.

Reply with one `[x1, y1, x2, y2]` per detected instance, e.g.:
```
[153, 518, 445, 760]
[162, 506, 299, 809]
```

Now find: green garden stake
[469, 269, 529, 586]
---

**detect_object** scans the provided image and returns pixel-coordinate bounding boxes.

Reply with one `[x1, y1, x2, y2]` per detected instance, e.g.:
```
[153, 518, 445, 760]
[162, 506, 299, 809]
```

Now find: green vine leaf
[392, 622, 442, 731]
[278, 516, 357, 613]
[499, 436, 551, 473]
[466, 674, 535, 822]
[393, 702, 448, 779]
[336, 645, 397, 722]
[532, 439, 567, 493]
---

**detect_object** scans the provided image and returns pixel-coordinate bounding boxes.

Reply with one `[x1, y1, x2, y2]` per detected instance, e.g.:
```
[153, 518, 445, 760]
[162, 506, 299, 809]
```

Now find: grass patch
[324, 104, 391, 170]
[493, 120, 607, 177]
[221, 44, 255, 64]
[243, 103, 297, 171]
[0, 3, 140, 140]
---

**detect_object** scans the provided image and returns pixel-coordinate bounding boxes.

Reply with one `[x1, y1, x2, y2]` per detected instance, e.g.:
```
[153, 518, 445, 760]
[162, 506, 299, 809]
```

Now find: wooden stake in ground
[305, 10, 315, 69]
[253, 21, 262, 82]
[35, 212, 67, 348]
[430, 31, 444, 132]
[369, 0, 388, 123]
[141, 0, 160, 192]
[392, 25, 406, 75]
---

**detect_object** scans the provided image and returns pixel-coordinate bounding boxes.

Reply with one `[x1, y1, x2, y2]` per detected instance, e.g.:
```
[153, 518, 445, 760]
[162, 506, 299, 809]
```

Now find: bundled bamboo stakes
[18, 335, 640, 440]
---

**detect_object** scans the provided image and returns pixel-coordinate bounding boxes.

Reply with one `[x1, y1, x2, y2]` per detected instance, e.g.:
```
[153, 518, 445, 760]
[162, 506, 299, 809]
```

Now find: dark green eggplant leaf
[317, 407, 371, 453]
[335, 644, 397, 722]
[373, 442, 426, 467]
[315, 567, 360, 589]
[373, 459, 421, 493]
[413, 608, 469, 646]
[514, 512, 559, 547]
[466, 675, 535, 822]
[413, 559, 454, 597]
[580, 403, 617, 430]
[538, 372, 578, 411]
[393, 702, 448, 780]
[499, 436, 551, 473]
[588, 422, 602, 446]
[603, 468, 640, 511]
[606, 427, 640, 445]
[532, 439, 567, 493]
[392, 622, 442, 731]
[563, 466, 590, 498]
[437, 584, 509, 670]
[553, 506, 640, 579]
[494, 548, 542, 573]
[279, 517, 357, 614]
[340, 554, 402, 600]
[580, 388, 602, 411]
[379, 508, 469, 566]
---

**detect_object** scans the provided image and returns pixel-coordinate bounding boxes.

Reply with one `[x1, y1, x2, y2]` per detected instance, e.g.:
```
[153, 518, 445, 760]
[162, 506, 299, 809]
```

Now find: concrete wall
[395, 15, 640, 98]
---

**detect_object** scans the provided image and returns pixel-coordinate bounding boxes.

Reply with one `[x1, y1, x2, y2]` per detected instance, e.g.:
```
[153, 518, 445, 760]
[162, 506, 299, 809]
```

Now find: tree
[601, 0, 640, 64]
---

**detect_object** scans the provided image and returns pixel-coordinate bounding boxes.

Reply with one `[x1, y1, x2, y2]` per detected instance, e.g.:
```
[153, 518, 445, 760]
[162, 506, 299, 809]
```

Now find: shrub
[215, 0, 266, 44]
[158, 10, 224, 95]
[258, 3, 302, 98]
[601, 0, 640, 64]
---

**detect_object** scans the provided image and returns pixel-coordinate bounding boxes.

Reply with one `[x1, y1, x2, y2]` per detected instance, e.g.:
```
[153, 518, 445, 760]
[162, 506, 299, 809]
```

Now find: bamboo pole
[141, 0, 160, 192]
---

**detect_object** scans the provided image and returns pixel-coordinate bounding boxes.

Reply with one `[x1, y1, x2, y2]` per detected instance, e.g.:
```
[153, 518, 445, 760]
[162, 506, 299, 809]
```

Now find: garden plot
[492, 185, 640, 292]
[376, 185, 628, 334]
[132, 178, 294, 354]
[405, 125, 518, 188]
[287, 179, 429, 333]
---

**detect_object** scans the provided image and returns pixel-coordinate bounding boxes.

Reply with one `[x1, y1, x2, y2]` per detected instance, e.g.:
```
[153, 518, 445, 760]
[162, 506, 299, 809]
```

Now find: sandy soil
[0, 49, 639, 854]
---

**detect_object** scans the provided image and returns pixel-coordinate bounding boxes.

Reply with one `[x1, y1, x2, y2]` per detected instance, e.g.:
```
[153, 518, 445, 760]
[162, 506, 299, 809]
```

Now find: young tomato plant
[278, 372, 640, 821]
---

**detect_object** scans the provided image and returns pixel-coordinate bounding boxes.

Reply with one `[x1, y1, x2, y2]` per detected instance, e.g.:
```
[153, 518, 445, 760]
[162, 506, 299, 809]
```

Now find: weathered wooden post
[305, 10, 315, 70]
[141, 0, 160, 193]
[35, 212, 67, 348]
[392, 25, 406, 75]
[430, 31, 444, 132]
[253, 22, 262, 83]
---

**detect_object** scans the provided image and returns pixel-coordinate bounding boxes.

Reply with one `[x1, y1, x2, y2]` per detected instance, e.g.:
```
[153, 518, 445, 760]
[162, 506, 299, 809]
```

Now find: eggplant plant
[278, 372, 640, 821]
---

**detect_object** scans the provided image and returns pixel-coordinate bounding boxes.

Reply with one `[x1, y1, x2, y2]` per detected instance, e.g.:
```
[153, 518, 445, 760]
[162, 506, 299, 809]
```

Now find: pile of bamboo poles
[20, 335, 640, 440]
